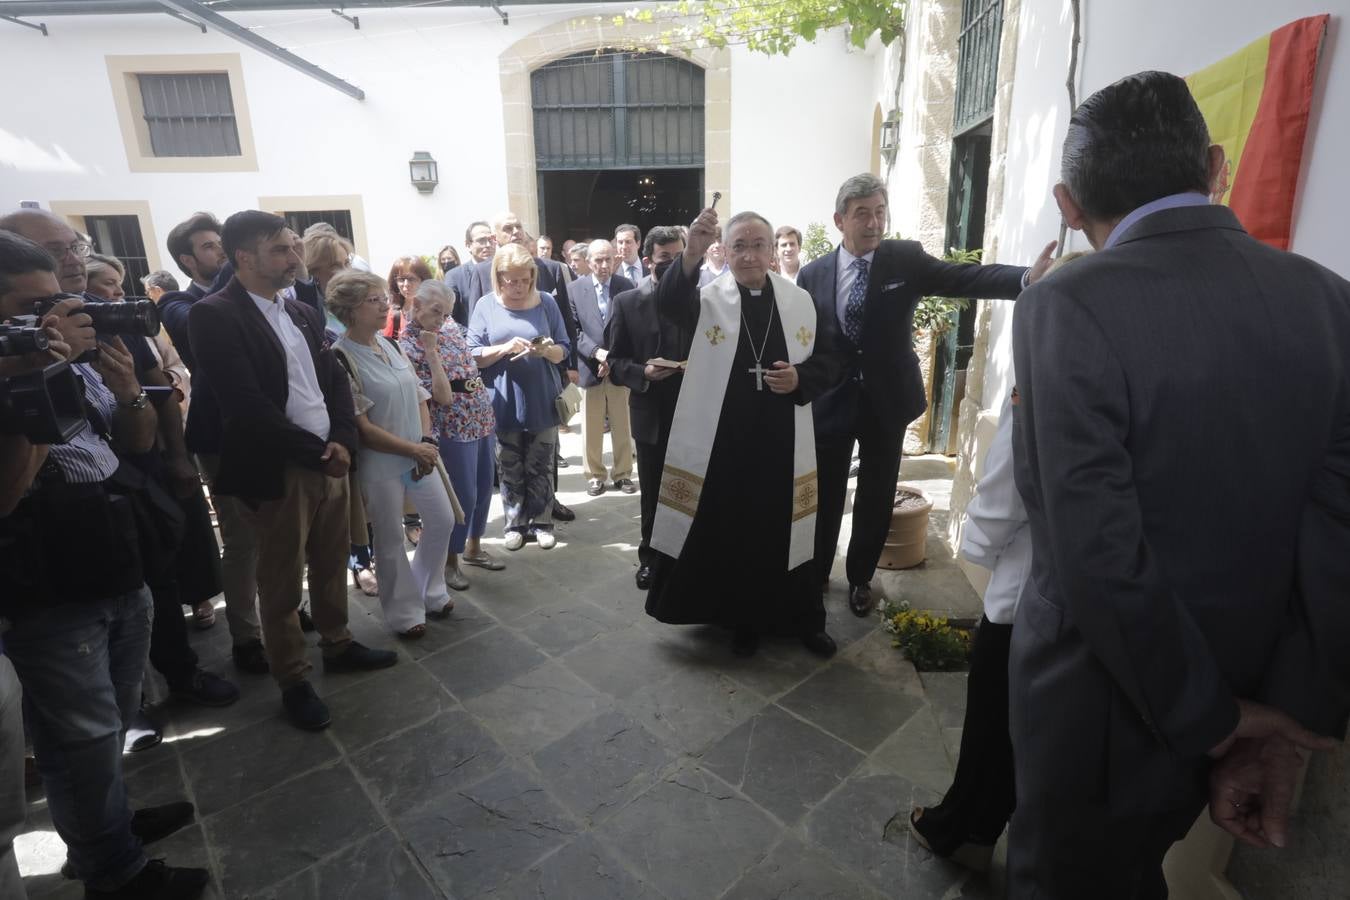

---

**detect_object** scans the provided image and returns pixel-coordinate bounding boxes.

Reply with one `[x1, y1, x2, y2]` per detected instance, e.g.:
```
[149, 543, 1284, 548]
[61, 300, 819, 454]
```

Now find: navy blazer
[158, 287, 224, 454]
[186, 277, 357, 502]
[570, 273, 636, 387]
[796, 241, 1026, 436]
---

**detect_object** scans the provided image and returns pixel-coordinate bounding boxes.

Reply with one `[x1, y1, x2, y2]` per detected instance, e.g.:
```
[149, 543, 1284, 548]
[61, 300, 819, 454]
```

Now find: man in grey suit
[1009, 70, 1348, 898]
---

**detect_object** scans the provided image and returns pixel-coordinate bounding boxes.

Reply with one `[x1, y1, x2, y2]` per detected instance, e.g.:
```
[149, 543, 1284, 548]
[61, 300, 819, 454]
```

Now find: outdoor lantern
[879, 112, 900, 165]
[409, 151, 439, 194]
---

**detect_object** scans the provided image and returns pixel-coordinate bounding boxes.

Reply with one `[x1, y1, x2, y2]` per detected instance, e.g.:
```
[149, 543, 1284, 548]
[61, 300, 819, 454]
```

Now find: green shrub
[881, 599, 971, 671]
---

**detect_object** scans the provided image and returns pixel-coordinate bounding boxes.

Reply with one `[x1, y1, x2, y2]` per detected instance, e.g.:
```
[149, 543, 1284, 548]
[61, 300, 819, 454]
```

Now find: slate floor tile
[515, 600, 628, 656]
[313, 828, 440, 900]
[204, 763, 384, 898]
[398, 765, 578, 898]
[326, 663, 453, 752]
[531, 709, 675, 824]
[492, 833, 659, 899]
[870, 704, 956, 794]
[464, 660, 612, 755]
[396, 595, 499, 660]
[701, 705, 865, 825]
[562, 627, 694, 700]
[721, 836, 886, 900]
[419, 626, 548, 701]
[620, 667, 767, 756]
[351, 708, 509, 815]
[778, 659, 927, 751]
[803, 769, 971, 898]
[179, 713, 339, 816]
[596, 767, 780, 900]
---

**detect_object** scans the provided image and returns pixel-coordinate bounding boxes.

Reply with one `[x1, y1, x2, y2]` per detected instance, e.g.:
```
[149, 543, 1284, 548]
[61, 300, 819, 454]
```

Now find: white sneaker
[504, 532, 526, 551]
[536, 530, 557, 550]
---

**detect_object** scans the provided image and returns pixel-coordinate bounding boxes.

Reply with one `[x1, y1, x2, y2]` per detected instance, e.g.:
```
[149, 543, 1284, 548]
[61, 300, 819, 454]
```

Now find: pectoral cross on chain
[748, 363, 768, 391]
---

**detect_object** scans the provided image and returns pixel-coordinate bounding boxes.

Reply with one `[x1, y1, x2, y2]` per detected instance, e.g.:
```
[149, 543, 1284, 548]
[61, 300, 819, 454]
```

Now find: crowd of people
[0, 68, 1345, 900]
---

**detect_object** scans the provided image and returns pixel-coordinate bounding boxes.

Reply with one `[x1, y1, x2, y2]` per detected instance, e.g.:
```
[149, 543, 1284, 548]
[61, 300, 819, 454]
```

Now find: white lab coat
[958, 393, 1032, 625]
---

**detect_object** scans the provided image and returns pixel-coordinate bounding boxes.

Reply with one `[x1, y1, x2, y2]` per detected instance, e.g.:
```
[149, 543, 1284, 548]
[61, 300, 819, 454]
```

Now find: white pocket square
[881, 280, 905, 291]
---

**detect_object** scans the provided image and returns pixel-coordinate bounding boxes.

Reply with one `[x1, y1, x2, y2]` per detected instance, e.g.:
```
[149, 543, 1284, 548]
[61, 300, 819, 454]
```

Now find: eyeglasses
[43, 240, 93, 260]
[395, 275, 420, 283]
[364, 295, 389, 306]
[729, 241, 770, 256]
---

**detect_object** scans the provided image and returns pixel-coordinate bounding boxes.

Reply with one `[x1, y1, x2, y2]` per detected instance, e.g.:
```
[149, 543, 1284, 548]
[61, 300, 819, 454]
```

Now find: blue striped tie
[844, 257, 869, 344]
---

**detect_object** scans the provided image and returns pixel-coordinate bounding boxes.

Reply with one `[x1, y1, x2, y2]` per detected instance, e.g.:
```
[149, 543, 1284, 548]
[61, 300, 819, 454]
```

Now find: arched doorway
[530, 50, 705, 245]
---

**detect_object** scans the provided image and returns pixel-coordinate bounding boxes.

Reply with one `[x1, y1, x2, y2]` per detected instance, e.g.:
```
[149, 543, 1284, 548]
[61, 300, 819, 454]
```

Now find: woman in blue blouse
[467, 244, 570, 550]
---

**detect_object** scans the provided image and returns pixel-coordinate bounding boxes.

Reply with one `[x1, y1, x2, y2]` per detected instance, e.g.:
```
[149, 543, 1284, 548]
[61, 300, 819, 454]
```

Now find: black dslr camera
[0, 322, 50, 357]
[36, 293, 161, 363]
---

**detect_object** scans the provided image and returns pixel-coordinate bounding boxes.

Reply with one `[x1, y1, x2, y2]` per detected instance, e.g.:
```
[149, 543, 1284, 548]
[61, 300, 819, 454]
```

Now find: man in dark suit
[570, 239, 637, 496]
[165, 211, 227, 299]
[1009, 71, 1347, 898]
[605, 226, 688, 588]
[188, 211, 397, 731]
[798, 173, 1052, 617]
[461, 211, 580, 519]
[614, 223, 649, 285]
[448, 220, 496, 327]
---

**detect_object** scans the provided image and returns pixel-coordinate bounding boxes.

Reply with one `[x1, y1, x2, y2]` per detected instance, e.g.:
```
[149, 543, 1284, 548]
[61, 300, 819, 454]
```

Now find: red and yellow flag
[1185, 15, 1328, 250]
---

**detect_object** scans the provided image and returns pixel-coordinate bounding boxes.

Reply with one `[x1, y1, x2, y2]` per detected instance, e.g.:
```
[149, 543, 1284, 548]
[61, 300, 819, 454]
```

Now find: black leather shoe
[848, 583, 874, 618]
[586, 478, 606, 497]
[83, 859, 209, 900]
[635, 565, 652, 590]
[552, 501, 576, 522]
[731, 627, 759, 658]
[556, 452, 570, 468]
[323, 641, 398, 674]
[131, 802, 195, 845]
[616, 478, 637, 494]
[281, 681, 331, 731]
[231, 640, 269, 675]
[802, 631, 837, 658]
[168, 670, 240, 708]
[298, 606, 316, 633]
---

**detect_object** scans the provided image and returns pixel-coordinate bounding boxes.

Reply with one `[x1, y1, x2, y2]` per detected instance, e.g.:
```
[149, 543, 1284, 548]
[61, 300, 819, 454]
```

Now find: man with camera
[0, 230, 208, 899]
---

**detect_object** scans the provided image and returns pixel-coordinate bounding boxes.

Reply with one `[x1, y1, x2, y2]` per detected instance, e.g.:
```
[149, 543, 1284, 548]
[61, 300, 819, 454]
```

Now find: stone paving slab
[16, 437, 987, 899]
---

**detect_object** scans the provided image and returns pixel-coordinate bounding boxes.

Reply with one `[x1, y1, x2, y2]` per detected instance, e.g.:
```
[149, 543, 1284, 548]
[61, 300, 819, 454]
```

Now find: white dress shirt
[620, 260, 643, 284]
[835, 245, 876, 329]
[248, 290, 331, 441]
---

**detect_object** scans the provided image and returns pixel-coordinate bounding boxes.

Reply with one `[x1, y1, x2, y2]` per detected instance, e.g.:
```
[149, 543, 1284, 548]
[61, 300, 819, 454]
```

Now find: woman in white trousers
[327, 270, 457, 638]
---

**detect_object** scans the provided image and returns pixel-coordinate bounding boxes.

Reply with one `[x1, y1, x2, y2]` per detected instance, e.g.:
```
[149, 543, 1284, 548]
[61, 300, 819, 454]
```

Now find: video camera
[35, 293, 161, 364]
[0, 357, 86, 444]
[0, 321, 50, 357]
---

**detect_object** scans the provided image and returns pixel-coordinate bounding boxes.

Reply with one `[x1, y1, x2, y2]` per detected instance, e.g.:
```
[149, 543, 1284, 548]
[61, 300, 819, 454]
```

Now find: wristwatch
[118, 390, 149, 410]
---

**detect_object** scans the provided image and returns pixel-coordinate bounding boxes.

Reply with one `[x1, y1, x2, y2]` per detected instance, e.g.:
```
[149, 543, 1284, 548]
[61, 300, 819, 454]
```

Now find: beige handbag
[555, 381, 583, 426]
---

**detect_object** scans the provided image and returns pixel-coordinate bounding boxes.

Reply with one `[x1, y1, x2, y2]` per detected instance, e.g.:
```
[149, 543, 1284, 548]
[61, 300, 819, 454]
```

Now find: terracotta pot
[877, 484, 933, 570]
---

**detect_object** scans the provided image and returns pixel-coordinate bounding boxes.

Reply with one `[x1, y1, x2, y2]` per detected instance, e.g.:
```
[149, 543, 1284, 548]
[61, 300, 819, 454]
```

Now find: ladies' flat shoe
[397, 624, 427, 640]
[504, 532, 526, 551]
[427, 600, 455, 620]
[446, 567, 471, 591]
[352, 567, 379, 597]
[536, 530, 557, 550]
[908, 807, 994, 873]
[462, 551, 505, 571]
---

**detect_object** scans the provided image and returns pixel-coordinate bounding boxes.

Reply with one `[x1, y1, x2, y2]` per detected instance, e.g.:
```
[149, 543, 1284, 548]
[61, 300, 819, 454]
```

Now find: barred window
[137, 73, 242, 158]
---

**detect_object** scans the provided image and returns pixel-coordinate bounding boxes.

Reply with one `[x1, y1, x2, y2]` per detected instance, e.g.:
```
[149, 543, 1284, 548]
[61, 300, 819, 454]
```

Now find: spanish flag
[1186, 15, 1328, 250]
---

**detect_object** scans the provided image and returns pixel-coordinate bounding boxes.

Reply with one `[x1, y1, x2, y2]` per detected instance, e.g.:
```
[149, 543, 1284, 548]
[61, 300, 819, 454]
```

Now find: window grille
[532, 51, 704, 171]
[85, 214, 150, 298]
[953, 0, 1004, 135]
[280, 210, 354, 245]
[137, 72, 242, 157]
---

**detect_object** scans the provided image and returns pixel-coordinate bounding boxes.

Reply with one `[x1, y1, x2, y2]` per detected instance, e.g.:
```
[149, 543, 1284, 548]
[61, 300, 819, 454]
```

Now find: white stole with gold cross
[652, 269, 819, 570]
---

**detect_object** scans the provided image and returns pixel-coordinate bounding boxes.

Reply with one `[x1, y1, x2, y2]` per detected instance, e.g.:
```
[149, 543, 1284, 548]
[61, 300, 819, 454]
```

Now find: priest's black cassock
[644, 257, 848, 636]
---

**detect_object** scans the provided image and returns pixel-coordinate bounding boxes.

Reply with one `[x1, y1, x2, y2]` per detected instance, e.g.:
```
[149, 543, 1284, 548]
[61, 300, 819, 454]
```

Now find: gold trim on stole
[792, 470, 819, 522]
[658, 464, 705, 518]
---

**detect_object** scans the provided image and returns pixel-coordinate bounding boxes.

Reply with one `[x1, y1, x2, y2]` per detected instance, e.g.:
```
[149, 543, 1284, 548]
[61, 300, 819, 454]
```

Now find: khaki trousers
[581, 380, 634, 481]
[198, 453, 262, 645]
[247, 465, 353, 688]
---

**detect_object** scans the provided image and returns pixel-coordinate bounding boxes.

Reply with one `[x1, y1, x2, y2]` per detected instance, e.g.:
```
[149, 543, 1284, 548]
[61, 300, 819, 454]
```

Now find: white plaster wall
[984, 0, 1350, 410]
[728, 32, 877, 237]
[0, 5, 877, 275]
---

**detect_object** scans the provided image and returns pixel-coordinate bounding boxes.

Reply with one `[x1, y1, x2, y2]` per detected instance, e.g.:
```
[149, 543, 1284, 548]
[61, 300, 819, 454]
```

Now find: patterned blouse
[400, 319, 496, 442]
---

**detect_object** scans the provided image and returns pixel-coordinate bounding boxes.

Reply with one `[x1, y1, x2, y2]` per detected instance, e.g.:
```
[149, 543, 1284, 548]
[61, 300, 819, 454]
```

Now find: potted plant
[878, 483, 933, 570]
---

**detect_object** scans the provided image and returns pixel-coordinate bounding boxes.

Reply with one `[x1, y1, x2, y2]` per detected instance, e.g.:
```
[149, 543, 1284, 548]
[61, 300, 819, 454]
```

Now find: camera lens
[82, 299, 161, 338]
[0, 325, 50, 357]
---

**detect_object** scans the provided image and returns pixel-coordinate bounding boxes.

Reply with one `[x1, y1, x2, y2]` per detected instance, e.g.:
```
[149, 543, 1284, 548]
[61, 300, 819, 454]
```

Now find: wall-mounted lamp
[879, 111, 901, 166]
[409, 151, 439, 194]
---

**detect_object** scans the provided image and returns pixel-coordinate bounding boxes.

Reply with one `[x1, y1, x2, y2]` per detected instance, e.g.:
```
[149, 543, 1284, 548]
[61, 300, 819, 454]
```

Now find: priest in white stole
[645, 208, 849, 659]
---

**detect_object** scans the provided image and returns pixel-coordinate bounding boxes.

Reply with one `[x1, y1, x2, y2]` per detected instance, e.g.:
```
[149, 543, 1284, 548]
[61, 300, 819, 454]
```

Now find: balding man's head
[492, 212, 526, 247]
[0, 209, 89, 293]
[587, 239, 614, 282]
